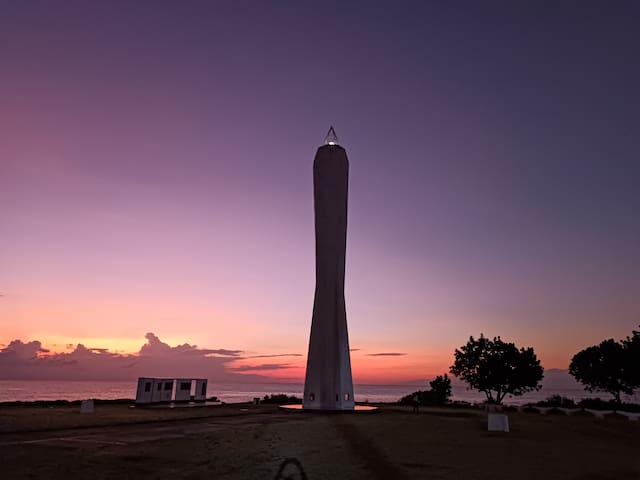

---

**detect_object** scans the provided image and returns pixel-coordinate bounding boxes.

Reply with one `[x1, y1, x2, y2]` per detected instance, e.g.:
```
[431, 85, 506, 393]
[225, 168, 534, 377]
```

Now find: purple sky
[1, 1, 639, 382]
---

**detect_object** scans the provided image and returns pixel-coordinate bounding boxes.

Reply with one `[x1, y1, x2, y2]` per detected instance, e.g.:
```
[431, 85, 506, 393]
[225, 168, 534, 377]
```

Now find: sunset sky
[1, 2, 639, 384]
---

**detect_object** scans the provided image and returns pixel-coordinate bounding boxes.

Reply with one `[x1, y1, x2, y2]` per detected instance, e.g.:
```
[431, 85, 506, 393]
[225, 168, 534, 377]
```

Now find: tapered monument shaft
[303, 129, 355, 410]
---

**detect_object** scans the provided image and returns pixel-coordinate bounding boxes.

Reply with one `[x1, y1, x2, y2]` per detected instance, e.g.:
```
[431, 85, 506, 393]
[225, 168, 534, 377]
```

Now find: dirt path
[333, 415, 410, 480]
[0, 410, 292, 447]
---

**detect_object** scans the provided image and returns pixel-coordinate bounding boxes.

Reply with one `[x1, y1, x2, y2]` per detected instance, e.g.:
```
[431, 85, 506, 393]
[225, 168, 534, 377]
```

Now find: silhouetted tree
[623, 327, 640, 390]
[450, 334, 543, 405]
[536, 394, 575, 408]
[399, 390, 432, 406]
[569, 337, 635, 405]
[399, 374, 452, 406]
[429, 374, 452, 404]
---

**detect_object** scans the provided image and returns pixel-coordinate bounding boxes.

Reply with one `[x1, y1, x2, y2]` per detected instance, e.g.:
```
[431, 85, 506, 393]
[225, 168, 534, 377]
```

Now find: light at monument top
[324, 126, 339, 146]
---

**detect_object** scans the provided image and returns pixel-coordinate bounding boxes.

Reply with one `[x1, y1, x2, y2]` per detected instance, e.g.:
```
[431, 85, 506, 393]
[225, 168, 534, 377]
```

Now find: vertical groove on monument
[303, 128, 355, 410]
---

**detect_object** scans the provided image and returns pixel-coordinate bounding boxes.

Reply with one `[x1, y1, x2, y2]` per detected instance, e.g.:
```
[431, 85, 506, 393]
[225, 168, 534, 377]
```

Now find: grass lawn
[1, 404, 638, 479]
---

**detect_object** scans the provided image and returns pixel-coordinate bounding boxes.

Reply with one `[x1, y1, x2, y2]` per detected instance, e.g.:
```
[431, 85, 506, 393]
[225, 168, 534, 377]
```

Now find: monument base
[278, 404, 377, 413]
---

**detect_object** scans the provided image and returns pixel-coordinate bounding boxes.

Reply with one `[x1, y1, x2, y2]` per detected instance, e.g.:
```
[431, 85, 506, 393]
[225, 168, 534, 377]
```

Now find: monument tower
[303, 127, 355, 410]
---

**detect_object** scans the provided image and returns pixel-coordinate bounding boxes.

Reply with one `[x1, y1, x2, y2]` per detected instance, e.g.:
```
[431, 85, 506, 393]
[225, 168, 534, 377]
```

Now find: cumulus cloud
[65, 344, 120, 360]
[365, 352, 408, 357]
[1, 339, 49, 359]
[139, 333, 242, 357]
[138, 332, 172, 356]
[0, 333, 259, 382]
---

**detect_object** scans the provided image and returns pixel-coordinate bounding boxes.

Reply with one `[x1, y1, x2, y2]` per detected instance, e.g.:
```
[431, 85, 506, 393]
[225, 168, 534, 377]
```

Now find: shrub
[261, 394, 301, 405]
[399, 390, 440, 406]
[399, 374, 452, 406]
[577, 398, 617, 411]
[536, 395, 576, 408]
[577, 398, 640, 412]
[429, 374, 452, 404]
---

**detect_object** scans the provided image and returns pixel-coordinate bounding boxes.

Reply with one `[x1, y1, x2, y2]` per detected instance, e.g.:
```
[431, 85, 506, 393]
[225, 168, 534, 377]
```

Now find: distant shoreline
[2, 397, 639, 412]
[1, 379, 638, 405]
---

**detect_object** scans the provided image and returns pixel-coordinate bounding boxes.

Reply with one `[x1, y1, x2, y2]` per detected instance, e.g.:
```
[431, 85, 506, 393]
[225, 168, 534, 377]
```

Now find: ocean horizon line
[4, 378, 637, 406]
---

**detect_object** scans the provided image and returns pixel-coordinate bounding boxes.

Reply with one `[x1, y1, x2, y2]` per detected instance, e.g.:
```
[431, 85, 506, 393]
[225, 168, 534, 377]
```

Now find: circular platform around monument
[278, 404, 378, 413]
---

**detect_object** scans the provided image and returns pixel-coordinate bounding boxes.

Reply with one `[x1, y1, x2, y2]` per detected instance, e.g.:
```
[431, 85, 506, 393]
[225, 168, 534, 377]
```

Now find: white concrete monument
[488, 413, 510, 432]
[80, 399, 94, 413]
[303, 128, 355, 411]
[135, 377, 207, 404]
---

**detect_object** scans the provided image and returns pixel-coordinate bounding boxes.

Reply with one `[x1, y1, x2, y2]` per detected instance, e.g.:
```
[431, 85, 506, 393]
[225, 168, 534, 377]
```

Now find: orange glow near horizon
[1, 287, 629, 383]
[1, 328, 581, 383]
[0, 293, 266, 354]
[32, 335, 193, 355]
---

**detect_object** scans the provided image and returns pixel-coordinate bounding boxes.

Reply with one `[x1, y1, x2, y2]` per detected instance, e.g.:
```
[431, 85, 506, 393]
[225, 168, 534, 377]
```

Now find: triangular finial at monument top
[324, 126, 339, 146]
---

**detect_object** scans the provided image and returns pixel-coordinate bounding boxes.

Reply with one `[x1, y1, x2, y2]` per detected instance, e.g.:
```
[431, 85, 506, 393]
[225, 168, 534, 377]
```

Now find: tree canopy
[623, 328, 640, 389]
[399, 373, 452, 406]
[450, 334, 543, 405]
[569, 333, 638, 405]
[429, 374, 452, 404]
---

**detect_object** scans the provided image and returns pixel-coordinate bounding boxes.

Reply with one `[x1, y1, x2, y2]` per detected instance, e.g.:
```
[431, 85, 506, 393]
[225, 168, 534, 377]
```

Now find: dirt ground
[1, 404, 638, 479]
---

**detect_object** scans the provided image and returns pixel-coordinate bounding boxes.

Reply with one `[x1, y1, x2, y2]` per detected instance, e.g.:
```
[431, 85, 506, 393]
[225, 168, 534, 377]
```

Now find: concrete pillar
[303, 130, 355, 411]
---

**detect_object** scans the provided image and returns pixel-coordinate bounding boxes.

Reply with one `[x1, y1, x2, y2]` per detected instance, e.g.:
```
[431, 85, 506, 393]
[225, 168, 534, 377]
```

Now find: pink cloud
[2, 339, 49, 359]
[139, 332, 242, 357]
[0, 333, 261, 382]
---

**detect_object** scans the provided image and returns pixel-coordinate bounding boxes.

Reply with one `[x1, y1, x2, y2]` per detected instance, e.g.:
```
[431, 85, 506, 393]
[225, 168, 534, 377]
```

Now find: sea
[2, 380, 637, 405]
